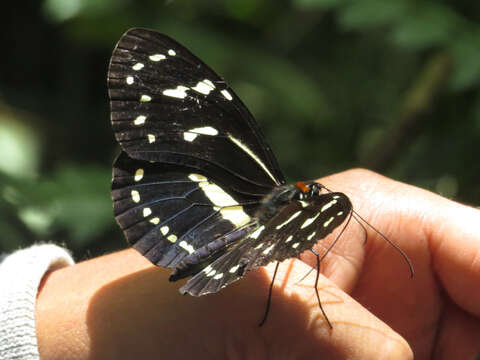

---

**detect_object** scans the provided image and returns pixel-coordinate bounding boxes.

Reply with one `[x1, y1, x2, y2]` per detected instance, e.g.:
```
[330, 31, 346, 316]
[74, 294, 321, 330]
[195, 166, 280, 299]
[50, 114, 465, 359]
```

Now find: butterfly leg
[295, 248, 319, 285]
[314, 252, 333, 329]
[258, 261, 280, 327]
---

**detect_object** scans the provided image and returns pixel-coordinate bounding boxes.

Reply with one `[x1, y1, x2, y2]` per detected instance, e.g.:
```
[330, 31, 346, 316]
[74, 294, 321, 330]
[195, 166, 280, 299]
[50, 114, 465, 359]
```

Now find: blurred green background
[1, 0, 479, 260]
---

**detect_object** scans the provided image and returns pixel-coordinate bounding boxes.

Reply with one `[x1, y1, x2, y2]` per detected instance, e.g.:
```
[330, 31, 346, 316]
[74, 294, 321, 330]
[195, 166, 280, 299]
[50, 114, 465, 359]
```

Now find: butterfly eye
[295, 181, 310, 194]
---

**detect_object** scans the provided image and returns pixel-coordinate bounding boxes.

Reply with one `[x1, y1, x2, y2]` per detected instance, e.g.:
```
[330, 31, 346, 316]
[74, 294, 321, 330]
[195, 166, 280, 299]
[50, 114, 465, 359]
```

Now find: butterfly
[107, 28, 413, 327]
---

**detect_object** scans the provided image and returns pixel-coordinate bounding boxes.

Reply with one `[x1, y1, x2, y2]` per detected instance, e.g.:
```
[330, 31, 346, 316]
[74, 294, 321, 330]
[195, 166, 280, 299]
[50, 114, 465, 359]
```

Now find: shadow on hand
[86, 259, 343, 359]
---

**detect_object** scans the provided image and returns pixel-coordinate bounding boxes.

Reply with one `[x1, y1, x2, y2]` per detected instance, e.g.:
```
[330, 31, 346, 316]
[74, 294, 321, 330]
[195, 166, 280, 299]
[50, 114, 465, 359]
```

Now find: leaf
[391, 3, 461, 50]
[293, 0, 348, 10]
[339, 0, 410, 30]
[1, 165, 112, 247]
[449, 30, 480, 91]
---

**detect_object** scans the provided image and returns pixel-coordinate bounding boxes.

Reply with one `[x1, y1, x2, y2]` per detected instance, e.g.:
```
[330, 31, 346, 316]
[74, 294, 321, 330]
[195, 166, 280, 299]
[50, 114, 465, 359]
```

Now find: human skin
[35, 169, 480, 359]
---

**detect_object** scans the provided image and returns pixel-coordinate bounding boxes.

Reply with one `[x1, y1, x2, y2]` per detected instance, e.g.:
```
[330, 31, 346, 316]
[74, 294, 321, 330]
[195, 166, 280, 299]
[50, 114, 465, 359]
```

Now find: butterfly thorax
[256, 181, 322, 223]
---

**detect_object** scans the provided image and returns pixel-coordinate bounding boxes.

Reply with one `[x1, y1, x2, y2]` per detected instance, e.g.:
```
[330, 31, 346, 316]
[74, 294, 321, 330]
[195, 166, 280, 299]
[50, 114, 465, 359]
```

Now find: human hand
[310, 169, 480, 359]
[36, 169, 480, 359]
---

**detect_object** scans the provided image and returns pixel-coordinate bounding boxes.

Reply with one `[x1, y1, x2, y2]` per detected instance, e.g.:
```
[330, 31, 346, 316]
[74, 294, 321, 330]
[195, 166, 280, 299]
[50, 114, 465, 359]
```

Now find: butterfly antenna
[259, 261, 280, 327]
[318, 183, 414, 278]
[296, 209, 353, 285]
[314, 252, 333, 329]
[352, 210, 414, 278]
[352, 213, 368, 244]
[319, 210, 354, 263]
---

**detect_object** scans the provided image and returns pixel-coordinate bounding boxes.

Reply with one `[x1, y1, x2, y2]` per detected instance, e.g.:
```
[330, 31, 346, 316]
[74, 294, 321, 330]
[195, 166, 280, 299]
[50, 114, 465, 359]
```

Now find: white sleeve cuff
[0, 244, 74, 360]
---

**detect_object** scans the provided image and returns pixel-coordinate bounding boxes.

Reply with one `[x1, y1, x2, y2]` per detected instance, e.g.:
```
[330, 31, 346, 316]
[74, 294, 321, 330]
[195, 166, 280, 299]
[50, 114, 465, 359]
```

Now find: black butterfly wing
[108, 29, 285, 268]
[180, 192, 352, 296]
[112, 151, 263, 268]
[108, 28, 285, 193]
[246, 192, 353, 269]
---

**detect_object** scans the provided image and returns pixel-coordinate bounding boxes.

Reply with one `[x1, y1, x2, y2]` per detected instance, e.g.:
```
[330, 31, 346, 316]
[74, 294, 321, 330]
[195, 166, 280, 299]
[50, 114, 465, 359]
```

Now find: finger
[250, 260, 413, 360]
[427, 196, 480, 318]
[325, 169, 480, 319]
[432, 299, 480, 359]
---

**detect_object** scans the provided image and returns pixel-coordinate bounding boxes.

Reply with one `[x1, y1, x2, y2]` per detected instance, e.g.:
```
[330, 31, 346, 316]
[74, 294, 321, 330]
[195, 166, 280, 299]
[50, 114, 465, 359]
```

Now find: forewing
[180, 192, 352, 296]
[248, 192, 353, 268]
[108, 28, 285, 192]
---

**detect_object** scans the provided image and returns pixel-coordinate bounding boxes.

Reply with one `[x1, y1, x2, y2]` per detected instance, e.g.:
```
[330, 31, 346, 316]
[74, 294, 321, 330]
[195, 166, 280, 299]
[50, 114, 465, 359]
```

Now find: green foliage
[295, 0, 347, 10]
[1, 0, 479, 257]
[1, 166, 112, 252]
[340, 0, 410, 29]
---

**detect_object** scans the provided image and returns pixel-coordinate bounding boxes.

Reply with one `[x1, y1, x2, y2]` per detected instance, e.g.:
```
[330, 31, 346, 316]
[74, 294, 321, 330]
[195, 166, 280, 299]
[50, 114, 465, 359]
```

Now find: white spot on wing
[285, 235, 293, 243]
[132, 63, 144, 71]
[250, 225, 265, 239]
[217, 205, 250, 226]
[179, 240, 195, 254]
[150, 217, 160, 225]
[191, 79, 215, 95]
[140, 94, 152, 102]
[228, 134, 279, 184]
[134, 115, 146, 126]
[204, 79, 215, 88]
[189, 126, 218, 136]
[292, 242, 300, 249]
[254, 243, 264, 249]
[198, 182, 237, 207]
[262, 244, 275, 255]
[299, 200, 309, 208]
[301, 213, 321, 229]
[126, 76, 134, 85]
[147, 134, 156, 143]
[213, 273, 223, 280]
[207, 269, 216, 277]
[183, 132, 197, 142]
[229, 265, 240, 273]
[163, 85, 189, 99]
[323, 216, 335, 228]
[131, 190, 140, 203]
[167, 234, 178, 243]
[221, 89, 233, 101]
[198, 181, 250, 226]
[276, 211, 302, 230]
[307, 231, 316, 240]
[168, 49, 176, 56]
[188, 173, 207, 182]
[134, 168, 144, 182]
[321, 199, 338, 213]
[183, 127, 218, 142]
[160, 226, 169, 235]
[149, 54, 166, 61]
[337, 211, 344, 216]
[142, 207, 151, 217]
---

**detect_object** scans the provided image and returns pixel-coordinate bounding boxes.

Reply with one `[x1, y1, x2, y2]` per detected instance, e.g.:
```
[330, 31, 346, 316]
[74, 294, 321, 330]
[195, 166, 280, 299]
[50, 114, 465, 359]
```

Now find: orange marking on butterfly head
[296, 181, 310, 194]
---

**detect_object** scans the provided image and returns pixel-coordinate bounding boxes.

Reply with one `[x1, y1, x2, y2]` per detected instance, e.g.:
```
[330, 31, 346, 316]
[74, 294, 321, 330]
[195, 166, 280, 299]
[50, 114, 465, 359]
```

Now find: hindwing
[112, 151, 263, 268]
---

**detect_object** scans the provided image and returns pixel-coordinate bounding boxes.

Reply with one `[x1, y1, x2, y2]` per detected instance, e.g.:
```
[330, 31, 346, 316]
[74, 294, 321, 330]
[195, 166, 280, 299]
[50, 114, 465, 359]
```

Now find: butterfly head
[295, 181, 326, 199]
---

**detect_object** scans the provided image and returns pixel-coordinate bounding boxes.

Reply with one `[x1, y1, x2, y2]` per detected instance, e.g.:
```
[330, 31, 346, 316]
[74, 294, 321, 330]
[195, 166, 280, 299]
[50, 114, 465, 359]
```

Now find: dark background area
[1, 0, 479, 260]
